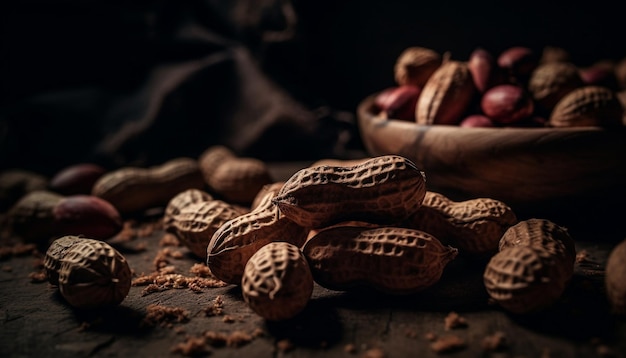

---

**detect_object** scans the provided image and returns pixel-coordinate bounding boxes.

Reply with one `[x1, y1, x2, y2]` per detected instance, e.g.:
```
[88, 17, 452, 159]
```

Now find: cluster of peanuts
[375, 45, 626, 128]
[3, 147, 625, 320]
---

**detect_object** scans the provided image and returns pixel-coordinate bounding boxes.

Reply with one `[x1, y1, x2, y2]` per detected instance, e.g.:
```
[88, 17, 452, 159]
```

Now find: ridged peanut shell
[205, 157, 273, 205]
[406, 191, 518, 256]
[241, 242, 313, 320]
[272, 155, 426, 229]
[170, 200, 242, 259]
[250, 182, 284, 211]
[58, 239, 132, 309]
[483, 245, 568, 314]
[198, 145, 237, 179]
[7, 190, 64, 242]
[303, 226, 458, 294]
[415, 60, 476, 125]
[394, 47, 442, 87]
[498, 218, 576, 271]
[606, 239, 626, 315]
[549, 86, 623, 127]
[163, 189, 213, 230]
[0, 170, 48, 211]
[207, 192, 308, 284]
[91, 157, 205, 215]
[528, 62, 584, 112]
[44, 235, 87, 285]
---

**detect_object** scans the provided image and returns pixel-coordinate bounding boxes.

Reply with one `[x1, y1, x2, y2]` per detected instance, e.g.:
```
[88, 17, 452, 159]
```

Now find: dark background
[1, 0, 624, 175]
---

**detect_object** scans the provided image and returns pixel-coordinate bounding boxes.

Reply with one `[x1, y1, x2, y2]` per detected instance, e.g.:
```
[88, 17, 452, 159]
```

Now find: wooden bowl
[357, 93, 626, 235]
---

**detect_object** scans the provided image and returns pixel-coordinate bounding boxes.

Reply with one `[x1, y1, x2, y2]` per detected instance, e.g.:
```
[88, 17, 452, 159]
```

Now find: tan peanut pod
[272, 155, 427, 229]
[170, 200, 242, 259]
[250, 182, 284, 211]
[44, 235, 86, 285]
[58, 239, 132, 309]
[539, 46, 571, 64]
[92, 157, 205, 215]
[549, 86, 624, 127]
[198, 145, 237, 179]
[7, 190, 64, 242]
[406, 191, 518, 256]
[606, 238, 626, 315]
[207, 191, 308, 285]
[498, 218, 576, 280]
[163, 189, 213, 231]
[394, 46, 442, 87]
[241, 242, 313, 320]
[528, 62, 584, 112]
[204, 157, 273, 205]
[0, 169, 48, 211]
[415, 60, 476, 125]
[483, 245, 568, 314]
[302, 226, 458, 294]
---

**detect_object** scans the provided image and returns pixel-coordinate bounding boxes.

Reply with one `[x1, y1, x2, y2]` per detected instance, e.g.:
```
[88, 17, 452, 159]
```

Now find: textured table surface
[1, 162, 625, 358]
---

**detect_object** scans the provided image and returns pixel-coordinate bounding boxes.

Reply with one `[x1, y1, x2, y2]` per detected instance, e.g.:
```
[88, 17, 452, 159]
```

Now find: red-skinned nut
[50, 163, 106, 196]
[468, 48, 505, 93]
[497, 46, 538, 83]
[374, 85, 421, 121]
[481, 84, 534, 124]
[459, 114, 495, 128]
[53, 195, 123, 240]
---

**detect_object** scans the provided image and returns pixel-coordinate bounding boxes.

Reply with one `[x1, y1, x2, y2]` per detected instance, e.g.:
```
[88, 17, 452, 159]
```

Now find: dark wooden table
[1, 162, 625, 358]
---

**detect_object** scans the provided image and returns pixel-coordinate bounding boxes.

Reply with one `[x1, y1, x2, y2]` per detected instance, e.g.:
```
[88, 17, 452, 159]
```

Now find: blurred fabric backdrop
[1, 0, 623, 175]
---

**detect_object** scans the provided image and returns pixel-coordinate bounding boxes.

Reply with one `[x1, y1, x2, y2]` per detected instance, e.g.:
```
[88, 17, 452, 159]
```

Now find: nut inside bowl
[357, 93, 626, 234]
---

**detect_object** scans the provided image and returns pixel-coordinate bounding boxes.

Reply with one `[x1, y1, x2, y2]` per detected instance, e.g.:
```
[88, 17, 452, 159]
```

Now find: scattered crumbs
[276, 339, 295, 353]
[169, 250, 184, 259]
[159, 265, 177, 275]
[28, 271, 47, 283]
[171, 336, 208, 356]
[204, 295, 224, 316]
[481, 331, 507, 352]
[222, 315, 236, 323]
[153, 248, 184, 270]
[225, 330, 253, 348]
[110, 220, 138, 242]
[132, 241, 147, 252]
[575, 249, 590, 264]
[362, 347, 386, 358]
[204, 330, 253, 348]
[0, 243, 37, 259]
[424, 332, 437, 341]
[430, 335, 466, 354]
[133, 272, 226, 296]
[444, 311, 468, 330]
[189, 263, 212, 277]
[142, 304, 190, 327]
[159, 233, 180, 247]
[344, 343, 358, 354]
[1, 265, 12, 272]
[174, 326, 186, 335]
[251, 328, 265, 338]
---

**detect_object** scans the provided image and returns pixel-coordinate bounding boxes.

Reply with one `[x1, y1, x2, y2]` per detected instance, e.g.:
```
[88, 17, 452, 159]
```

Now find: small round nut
[241, 242, 313, 321]
[58, 239, 132, 309]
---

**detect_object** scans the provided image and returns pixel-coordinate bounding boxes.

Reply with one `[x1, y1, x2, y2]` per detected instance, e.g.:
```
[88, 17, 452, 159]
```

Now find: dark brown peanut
[169, 199, 242, 259]
[483, 219, 576, 314]
[0, 169, 48, 211]
[52, 195, 123, 240]
[241, 242, 313, 320]
[207, 192, 308, 285]
[198, 145, 237, 178]
[549, 86, 624, 127]
[303, 226, 458, 294]
[7, 190, 64, 242]
[406, 191, 518, 256]
[272, 155, 427, 229]
[92, 157, 204, 215]
[58, 238, 132, 309]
